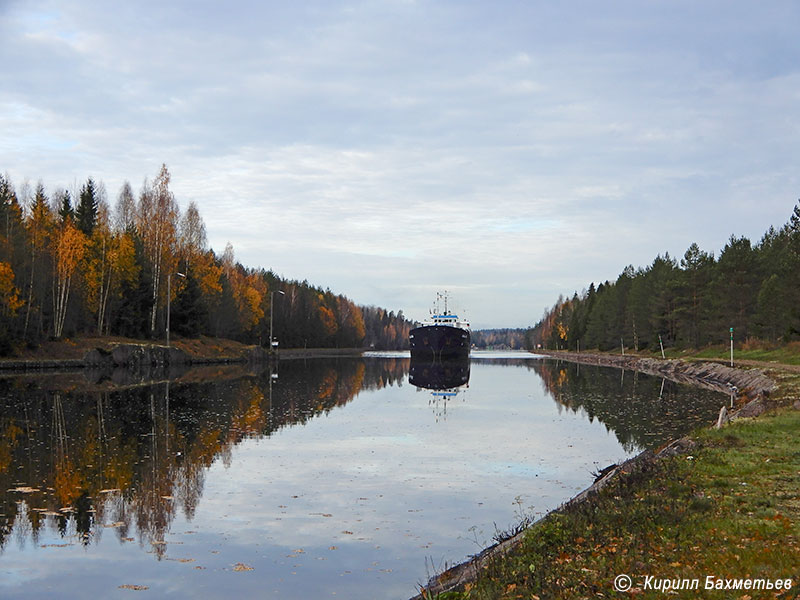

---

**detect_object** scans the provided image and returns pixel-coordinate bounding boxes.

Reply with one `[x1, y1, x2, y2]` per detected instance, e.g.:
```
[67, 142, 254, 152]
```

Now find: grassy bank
[679, 342, 800, 367]
[615, 340, 800, 367]
[422, 367, 800, 599]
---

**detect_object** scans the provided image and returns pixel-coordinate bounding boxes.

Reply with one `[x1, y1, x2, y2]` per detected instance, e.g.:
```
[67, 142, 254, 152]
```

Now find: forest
[528, 201, 800, 352]
[0, 165, 413, 355]
[471, 328, 529, 350]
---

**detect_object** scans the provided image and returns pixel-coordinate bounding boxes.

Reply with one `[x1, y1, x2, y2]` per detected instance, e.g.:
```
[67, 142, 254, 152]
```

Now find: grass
[425, 398, 800, 599]
[652, 340, 800, 367]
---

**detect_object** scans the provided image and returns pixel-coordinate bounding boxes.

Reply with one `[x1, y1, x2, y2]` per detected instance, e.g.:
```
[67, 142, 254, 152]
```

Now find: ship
[409, 292, 470, 360]
[409, 358, 470, 389]
[409, 358, 470, 421]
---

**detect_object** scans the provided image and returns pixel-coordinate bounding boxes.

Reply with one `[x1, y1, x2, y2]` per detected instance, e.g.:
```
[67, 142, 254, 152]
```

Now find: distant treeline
[528, 201, 800, 352]
[471, 328, 528, 350]
[0, 166, 413, 354]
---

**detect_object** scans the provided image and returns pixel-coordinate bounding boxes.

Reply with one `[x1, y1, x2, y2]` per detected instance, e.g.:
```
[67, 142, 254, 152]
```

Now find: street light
[166, 272, 186, 348]
[270, 290, 285, 351]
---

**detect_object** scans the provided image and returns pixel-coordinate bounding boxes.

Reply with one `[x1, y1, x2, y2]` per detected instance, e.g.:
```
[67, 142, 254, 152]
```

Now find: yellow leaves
[54, 457, 82, 506]
[222, 248, 265, 331]
[194, 250, 222, 296]
[53, 221, 88, 336]
[229, 387, 266, 437]
[318, 305, 338, 337]
[0, 423, 22, 473]
[234, 274, 265, 331]
[0, 261, 23, 316]
[337, 296, 365, 344]
[114, 232, 140, 286]
[55, 220, 88, 279]
[317, 371, 337, 401]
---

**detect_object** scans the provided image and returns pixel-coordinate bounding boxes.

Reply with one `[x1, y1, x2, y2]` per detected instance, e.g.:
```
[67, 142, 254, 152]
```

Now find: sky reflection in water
[0, 353, 726, 598]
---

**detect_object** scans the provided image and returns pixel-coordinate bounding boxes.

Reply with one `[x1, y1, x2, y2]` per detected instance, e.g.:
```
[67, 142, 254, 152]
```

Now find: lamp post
[166, 272, 186, 348]
[270, 290, 285, 351]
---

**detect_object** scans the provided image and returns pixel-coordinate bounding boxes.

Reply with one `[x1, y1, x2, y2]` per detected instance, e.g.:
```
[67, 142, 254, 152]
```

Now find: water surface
[0, 353, 727, 598]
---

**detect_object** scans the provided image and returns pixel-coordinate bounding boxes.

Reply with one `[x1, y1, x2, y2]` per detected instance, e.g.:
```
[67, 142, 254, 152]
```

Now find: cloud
[2, 1, 799, 327]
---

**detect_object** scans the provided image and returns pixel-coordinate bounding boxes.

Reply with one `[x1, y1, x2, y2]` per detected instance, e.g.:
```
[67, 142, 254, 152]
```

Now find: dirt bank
[412, 351, 780, 599]
[0, 336, 368, 371]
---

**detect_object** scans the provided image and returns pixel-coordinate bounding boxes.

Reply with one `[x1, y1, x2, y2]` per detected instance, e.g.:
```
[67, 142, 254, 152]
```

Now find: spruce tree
[75, 177, 98, 236]
[58, 190, 74, 223]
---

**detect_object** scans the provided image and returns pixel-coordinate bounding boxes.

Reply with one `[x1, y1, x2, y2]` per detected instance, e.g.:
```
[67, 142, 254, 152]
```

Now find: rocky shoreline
[412, 351, 780, 599]
[536, 350, 777, 407]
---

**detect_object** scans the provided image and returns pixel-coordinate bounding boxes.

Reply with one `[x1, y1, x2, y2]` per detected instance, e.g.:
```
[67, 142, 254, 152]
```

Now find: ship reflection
[409, 358, 470, 421]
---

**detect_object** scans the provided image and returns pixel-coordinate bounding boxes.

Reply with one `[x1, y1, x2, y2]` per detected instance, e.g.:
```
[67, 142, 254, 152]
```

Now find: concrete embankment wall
[536, 351, 777, 400]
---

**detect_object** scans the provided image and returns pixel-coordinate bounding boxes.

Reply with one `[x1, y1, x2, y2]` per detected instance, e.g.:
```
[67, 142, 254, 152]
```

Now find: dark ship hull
[409, 325, 470, 359]
[409, 358, 470, 390]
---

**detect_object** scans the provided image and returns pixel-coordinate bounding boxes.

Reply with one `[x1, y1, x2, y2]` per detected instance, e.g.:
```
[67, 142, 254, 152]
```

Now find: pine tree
[676, 242, 715, 347]
[75, 178, 98, 236]
[171, 269, 207, 337]
[58, 190, 74, 224]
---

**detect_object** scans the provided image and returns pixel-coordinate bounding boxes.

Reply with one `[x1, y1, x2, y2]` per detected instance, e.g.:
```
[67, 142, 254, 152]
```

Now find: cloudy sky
[2, 1, 799, 328]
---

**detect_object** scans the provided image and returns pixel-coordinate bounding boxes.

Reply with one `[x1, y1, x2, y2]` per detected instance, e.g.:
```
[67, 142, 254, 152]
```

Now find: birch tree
[52, 220, 87, 338]
[85, 201, 139, 334]
[137, 165, 179, 335]
[115, 181, 136, 232]
[219, 243, 265, 336]
[179, 200, 221, 302]
[179, 201, 206, 270]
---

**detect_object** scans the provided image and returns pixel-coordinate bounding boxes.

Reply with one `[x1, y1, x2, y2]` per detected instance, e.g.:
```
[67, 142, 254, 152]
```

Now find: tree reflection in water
[0, 357, 408, 555]
[0, 355, 724, 561]
[533, 358, 726, 453]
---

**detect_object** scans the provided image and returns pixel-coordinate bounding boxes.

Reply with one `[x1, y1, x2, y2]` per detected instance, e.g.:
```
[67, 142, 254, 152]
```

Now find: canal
[0, 352, 727, 598]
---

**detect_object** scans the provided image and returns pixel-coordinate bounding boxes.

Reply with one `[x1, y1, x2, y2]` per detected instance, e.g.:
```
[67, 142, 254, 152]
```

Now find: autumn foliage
[0, 167, 413, 353]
